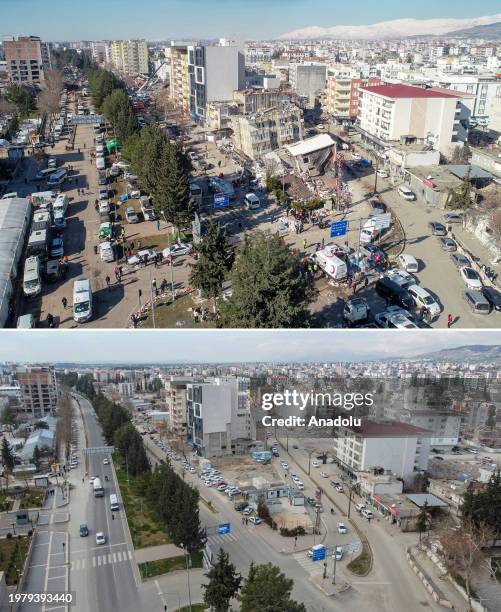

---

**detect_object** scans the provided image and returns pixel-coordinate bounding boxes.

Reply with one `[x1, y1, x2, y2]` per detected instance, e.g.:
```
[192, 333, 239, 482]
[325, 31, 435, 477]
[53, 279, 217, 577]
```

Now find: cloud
[279, 13, 501, 40]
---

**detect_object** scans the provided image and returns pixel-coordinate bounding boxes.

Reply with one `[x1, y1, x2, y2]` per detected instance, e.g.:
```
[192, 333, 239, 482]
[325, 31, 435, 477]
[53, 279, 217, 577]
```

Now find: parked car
[429, 221, 447, 236]
[440, 237, 457, 252]
[162, 242, 192, 259]
[249, 516, 262, 525]
[127, 249, 158, 266]
[376, 169, 389, 178]
[451, 253, 470, 269]
[50, 237, 64, 258]
[125, 206, 139, 223]
[483, 286, 501, 311]
[320, 472, 328, 478]
[337, 522, 348, 534]
[460, 266, 483, 290]
[443, 213, 463, 224]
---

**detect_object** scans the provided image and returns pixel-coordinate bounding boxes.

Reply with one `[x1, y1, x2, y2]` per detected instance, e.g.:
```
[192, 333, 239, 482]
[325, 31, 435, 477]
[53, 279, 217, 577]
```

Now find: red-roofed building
[359, 83, 470, 158]
[334, 419, 431, 484]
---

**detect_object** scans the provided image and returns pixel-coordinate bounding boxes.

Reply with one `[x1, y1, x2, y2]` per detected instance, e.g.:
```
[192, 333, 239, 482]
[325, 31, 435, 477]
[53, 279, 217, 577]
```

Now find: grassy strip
[0, 534, 32, 585]
[346, 546, 372, 576]
[113, 455, 171, 548]
[19, 490, 45, 509]
[138, 550, 204, 579]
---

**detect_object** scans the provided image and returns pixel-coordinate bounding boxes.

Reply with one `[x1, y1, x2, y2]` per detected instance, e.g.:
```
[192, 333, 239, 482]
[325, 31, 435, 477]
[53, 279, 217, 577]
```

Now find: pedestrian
[352, 280, 357, 294]
[24, 177, 28, 185]
[303, 238, 307, 250]
[364, 275, 369, 289]
[156, 219, 161, 231]
[105, 275, 111, 289]
[61, 296, 68, 309]
[447, 313, 453, 328]
[84, 143, 86, 149]
[137, 240, 141, 249]
[321, 238, 325, 249]
[131, 314, 138, 328]
[118, 265, 123, 279]
[130, 241, 135, 251]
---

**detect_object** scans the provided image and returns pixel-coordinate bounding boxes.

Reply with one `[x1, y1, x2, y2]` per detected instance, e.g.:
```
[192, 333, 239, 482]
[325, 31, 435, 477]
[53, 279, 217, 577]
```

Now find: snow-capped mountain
[278, 14, 501, 40]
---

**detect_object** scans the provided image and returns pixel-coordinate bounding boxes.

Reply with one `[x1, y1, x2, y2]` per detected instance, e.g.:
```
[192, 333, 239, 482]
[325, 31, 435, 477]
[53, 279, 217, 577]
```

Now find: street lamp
[180, 544, 192, 612]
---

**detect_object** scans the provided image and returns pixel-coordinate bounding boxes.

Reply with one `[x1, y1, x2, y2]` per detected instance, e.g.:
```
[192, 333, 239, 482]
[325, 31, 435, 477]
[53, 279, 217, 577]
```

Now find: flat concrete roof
[406, 493, 449, 508]
[286, 133, 335, 157]
[446, 164, 493, 180]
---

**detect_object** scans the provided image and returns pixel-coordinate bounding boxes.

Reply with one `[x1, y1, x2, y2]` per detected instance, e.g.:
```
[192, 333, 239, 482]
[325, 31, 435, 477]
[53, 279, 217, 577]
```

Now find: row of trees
[137, 462, 205, 553]
[190, 230, 315, 327]
[203, 550, 305, 612]
[92, 393, 131, 445]
[113, 423, 150, 477]
[123, 125, 195, 236]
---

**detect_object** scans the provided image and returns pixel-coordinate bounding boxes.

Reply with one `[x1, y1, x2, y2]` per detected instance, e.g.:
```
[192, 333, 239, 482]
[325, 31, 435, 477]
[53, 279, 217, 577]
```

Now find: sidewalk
[134, 543, 183, 564]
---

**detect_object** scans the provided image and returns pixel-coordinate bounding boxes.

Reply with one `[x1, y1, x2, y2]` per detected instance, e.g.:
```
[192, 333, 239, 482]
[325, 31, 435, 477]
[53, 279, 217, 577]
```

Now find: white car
[386, 268, 415, 289]
[95, 532, 106, 545]
[99, 200, 110, 214]
[320, 472, 328, 478]
[335, 485, 344, 493]
[337, 522, 348, 534]
[162, 242, 192, 259]
[296, 481, 304, 490]
[125, 206, 139, 223]
[460, 267, 482, 290]
[375, 310, 417, 329]
[291, 474, 300, 482]
[312, 460, 320, 468]
[333, 546, 343, 561]
[352, 152, 362, 160]
[249, 516, 262, 525]
[127, 249, 158, 266]
[103, 458, 109, 465]
[99, 241, 115, 263]
[376, 169, 389, 178]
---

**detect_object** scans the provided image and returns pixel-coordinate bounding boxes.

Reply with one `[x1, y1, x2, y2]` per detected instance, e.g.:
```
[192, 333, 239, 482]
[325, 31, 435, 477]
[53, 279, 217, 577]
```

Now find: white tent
[0, 197, 32, 327]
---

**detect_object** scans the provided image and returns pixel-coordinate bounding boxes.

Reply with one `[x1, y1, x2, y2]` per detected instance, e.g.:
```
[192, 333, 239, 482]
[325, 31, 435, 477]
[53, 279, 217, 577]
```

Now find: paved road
[69, 394, 140, 612]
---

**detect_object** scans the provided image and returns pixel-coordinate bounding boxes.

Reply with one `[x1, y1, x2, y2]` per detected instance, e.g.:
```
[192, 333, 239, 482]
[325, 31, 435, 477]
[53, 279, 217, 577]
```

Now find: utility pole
[307, 449, 315, 475]
[332, 546, 338, 585]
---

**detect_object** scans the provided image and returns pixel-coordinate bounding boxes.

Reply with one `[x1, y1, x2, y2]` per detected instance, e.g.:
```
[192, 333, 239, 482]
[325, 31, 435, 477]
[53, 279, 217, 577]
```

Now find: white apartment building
[117, 382, 135, 397]
[430, 73, 501, 120]
[359, 83, 468, 158]
[111, 40, 149, 76]
[289, 62, 327, 96]
[335, 420, 431, 483]
[489, 96, 501, 135]
[90, 41, 111, 66]
[188, 41, 245, 120]
[186, 377, 253, 457]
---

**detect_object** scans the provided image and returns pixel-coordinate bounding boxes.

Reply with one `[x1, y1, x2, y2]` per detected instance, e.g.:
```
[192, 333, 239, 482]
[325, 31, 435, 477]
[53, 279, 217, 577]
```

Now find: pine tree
[189, 222, 234, 311]
[220, 233, 315, 328]
[239, 563, 306, 612]
[416, 501, 431, 542]
[1, 438, 14, 471]
[203, 548, 242, 612]
[170, 485, 206, 553]
[32, 446, 41, 470]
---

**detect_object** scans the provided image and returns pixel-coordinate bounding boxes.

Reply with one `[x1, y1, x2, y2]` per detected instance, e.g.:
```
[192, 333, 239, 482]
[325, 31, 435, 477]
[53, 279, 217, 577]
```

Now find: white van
[23, 256, 42, 298]
[72, 277, 92, 323]
[96, 156, 105, 170]
[315, 247, 348, 281]
[110, 494, 119, 511]
[99, 241, 115, 262]
[407, 284, 441, 319]
[398, 184, 416, 201]
[53, 194, 69, 215]
[398, 253, 419, 273]
[245, 193, 260, 210]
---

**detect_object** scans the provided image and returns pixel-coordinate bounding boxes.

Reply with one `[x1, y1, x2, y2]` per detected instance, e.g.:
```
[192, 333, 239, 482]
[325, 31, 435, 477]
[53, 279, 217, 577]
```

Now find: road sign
[213, 193, 230, 209]
[330, 220, 348, 238]
[367, 212, 391, 230]
[217, 523, 231, 536]
[311, 545, 326, 561]
[69, 114, 104, 125]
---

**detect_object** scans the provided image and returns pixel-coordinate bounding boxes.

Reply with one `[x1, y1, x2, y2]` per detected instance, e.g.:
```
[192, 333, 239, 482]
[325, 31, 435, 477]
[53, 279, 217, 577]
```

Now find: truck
[93, 477, 104, 497]
[32, 211, 52, 233]
[315, 247, 347, 281]
[27, 229, 50, 259]
[140, 196, 156, 221]
[30, 191, 55, 208]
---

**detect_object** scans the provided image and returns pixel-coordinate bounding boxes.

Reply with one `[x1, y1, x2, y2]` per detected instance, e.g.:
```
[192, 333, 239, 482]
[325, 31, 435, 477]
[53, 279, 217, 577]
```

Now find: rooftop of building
[361, 83, 462, 99]
[348, 419, 431, 437]
[286, 133, 335, 157]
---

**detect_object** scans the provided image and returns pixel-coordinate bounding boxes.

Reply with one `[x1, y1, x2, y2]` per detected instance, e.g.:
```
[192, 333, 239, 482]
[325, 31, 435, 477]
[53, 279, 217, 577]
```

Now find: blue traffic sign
[330, 220, 348, 238]
[213, 193, 230, 209]
[217, 523, 231, 536]
[311, 545, 326, 561]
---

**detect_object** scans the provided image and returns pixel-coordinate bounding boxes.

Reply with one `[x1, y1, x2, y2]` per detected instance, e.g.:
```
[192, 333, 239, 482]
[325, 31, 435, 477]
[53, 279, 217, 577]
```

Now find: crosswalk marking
[70, 550, 133, 573]
[292, 552, 325, 575]
[208, 533, 238, 546]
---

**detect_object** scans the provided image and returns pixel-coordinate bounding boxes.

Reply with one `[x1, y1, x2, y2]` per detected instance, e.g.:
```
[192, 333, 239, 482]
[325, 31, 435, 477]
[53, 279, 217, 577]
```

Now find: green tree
[1, 403, 17, 426]
[462, 471, 501, 536]
[170, 485, 206, 553]
[1, 438, 15, 471]
[239, 563, 306, 612]
[102, 89, 138, 145]
[220, 233, 314, 328]
[189, 222, 234, 311]
[156, 145, 195, 236]
[416, 501, 431, 542]
[32, 446, 41, 470]
[203, 548, 242, 612]
[5, 85, 36, 117]
[87, 69, 126, 112]
[445, 171, 474, 210]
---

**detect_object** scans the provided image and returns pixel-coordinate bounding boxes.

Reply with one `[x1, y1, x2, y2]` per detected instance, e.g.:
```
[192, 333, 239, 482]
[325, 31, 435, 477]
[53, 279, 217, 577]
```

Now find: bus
[109, 494, 119, 511]
[93, 477, 104, 497]
[47, 168, 68, 188]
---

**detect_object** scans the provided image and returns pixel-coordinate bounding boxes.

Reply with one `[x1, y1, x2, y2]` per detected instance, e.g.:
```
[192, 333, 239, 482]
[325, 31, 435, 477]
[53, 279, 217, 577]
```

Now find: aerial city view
[0, 1, 501, 329]
[0, 330, 499, 611]
[1, 1, 501, 611]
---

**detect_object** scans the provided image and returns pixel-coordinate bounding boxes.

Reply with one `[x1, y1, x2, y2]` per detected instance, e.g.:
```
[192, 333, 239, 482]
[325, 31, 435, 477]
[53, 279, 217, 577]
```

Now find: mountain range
[415, 344, 501, 362]
[279, 13, 501, 40]
[446, 21, 501, 39]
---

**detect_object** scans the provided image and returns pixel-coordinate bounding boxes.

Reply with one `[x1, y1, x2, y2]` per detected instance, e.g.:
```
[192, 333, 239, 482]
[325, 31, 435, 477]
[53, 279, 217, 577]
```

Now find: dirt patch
[210, 456, 282, 485]
[272, 509, 313, 531]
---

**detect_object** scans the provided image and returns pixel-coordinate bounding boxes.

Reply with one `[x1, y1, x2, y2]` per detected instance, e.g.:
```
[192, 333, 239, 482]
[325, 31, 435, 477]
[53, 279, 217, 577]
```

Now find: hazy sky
[1, 0, 500, 40]
[0, 330, 498, 363]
